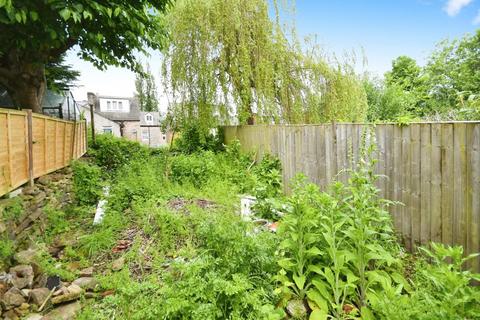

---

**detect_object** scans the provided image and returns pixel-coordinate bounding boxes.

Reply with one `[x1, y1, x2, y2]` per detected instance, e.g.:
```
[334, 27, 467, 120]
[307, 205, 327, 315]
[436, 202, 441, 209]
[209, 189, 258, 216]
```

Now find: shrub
[173, 124, 224, 154]
[169, 151, 218, 187]
[72, 160, 103, 206]
[89, 134, 151, 172]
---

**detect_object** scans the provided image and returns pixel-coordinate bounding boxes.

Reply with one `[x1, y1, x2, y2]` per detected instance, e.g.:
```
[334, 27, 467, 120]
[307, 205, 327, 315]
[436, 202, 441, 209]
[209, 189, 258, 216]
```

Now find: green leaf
[310, 309, 328, 320]
[59, 8, 71, 21]
[361, 306, 375, 320]
[83, 11, 92, 20]
[114, 7, 121, 17]
[311, 278, 331, 302]
[307, 289, 329, 312]
[293, 274, 306, 290]
[29, 11, 38, 21]
[0, 0, 6, 8]
[15, 12, 22, 23]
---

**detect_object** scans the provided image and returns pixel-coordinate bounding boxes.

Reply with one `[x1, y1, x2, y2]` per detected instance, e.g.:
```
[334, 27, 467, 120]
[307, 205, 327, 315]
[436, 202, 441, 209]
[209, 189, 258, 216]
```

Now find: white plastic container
[240, 195, 257, 219]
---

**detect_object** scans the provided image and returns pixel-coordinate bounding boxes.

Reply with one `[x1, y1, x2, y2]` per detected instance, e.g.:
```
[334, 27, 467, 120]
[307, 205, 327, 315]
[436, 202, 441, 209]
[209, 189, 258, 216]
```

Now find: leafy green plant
[172, 124, 224, 154]
[72, 160, 103, 205]
[276, 144, 405, 319]
[89, 134, 151, 173]
[370, 243, 480, 320]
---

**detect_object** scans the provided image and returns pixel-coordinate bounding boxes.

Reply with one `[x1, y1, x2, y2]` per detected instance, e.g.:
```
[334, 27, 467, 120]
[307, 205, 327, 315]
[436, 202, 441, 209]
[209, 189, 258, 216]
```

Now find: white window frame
[141, 129, 149, 141]
[103, 127, 113, 134]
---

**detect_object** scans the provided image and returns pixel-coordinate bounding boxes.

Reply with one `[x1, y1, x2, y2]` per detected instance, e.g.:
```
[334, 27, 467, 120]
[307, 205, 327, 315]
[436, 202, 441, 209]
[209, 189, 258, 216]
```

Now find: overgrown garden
[2, 133, 478, 319]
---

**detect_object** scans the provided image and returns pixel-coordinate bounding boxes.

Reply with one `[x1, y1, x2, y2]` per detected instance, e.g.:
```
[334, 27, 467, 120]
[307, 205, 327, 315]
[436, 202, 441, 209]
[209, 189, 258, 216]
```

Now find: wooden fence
[224, 123, 480, 271]
[0, 108, 87, 197]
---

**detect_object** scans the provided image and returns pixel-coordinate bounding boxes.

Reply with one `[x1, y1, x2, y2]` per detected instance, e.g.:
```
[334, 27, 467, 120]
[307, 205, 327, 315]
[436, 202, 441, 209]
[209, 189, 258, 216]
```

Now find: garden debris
[167, 197, 217, 213]
[111, 257, 125, 271]
[252, 219, 280, 233]
[93, 186, 110, 225]
[45, 276, 61, 291]
[111, 240, 132, 253]
[286, 299, 308, 318]
[51, 284, 82, 305]
[240, 195, 256, 218]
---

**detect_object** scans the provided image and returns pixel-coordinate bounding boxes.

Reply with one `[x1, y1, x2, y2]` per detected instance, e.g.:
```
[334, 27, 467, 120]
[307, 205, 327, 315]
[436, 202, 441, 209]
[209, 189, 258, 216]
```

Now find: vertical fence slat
[441, 124, 454, 247]
[470, 124, 480, 271]
[420, 124, 432, 246]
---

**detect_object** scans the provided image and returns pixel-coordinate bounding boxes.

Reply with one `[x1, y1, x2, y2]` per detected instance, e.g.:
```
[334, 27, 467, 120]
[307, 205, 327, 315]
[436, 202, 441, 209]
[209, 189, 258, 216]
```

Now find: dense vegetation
[6, 133, 473, 319]
[365, 30, 480, 121]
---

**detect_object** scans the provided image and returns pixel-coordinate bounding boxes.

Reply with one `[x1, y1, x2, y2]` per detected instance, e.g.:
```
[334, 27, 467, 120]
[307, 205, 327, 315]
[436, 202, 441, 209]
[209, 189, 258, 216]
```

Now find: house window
[103, 127, 113, 134]
[142, 129, 149, 141]
[107, 101, 111, 111]
[112, 101, 117, 110]
[118, 101, 123, 111]
[145, 114, 153, 124]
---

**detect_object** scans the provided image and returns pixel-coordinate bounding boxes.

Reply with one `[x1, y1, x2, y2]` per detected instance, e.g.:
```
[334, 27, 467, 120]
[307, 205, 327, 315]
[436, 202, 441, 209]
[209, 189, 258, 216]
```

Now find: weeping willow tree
[161, 0, 367, 133]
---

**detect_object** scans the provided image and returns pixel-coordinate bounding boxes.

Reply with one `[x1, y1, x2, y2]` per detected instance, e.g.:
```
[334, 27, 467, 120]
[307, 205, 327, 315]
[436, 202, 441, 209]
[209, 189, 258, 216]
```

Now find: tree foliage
[135, 63, 159, 112]
[367, 29, 480, 121]
[0, 0, 170, 112]
[45, 54, 81, 92]
[161, 0, 367, 133]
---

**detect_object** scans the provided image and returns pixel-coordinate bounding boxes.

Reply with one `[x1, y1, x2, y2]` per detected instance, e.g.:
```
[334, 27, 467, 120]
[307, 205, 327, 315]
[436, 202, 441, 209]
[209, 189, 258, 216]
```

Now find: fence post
[71, 120, 77, 160]
[89, 104, 96, 146]
[25, 110, 34, 187]
[84, 120, 88, 151]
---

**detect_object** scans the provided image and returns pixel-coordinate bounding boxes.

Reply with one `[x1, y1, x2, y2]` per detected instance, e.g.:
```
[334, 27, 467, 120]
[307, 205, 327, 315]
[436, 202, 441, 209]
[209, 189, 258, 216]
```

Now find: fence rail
[224, 123, 480, 271]
[0, 108, 87, 196]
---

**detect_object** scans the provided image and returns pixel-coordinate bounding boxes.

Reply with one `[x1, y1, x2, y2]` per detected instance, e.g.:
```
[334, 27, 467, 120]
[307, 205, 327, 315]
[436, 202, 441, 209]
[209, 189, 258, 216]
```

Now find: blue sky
[67, 0, 480, 106]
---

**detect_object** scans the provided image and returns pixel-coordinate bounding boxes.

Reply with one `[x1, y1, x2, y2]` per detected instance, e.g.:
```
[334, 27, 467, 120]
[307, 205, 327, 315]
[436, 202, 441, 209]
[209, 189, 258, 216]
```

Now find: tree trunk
[0, 62, 46, 114]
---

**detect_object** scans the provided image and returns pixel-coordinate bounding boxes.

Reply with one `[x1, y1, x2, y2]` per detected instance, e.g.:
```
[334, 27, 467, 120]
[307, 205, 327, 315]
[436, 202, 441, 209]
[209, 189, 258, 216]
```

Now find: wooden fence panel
[224, 122, 480, 271]
[0, 108, 87, 197]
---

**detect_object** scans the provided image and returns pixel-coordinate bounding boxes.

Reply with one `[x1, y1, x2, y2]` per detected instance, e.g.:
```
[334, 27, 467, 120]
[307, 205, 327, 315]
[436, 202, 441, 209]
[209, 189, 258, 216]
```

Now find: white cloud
[474, 10, 480, 24]
[444, 0, 473, 16]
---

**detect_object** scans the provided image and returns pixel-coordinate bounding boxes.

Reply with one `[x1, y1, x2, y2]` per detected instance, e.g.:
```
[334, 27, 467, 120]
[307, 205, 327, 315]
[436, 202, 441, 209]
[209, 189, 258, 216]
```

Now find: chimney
[87, 92, 97, 107]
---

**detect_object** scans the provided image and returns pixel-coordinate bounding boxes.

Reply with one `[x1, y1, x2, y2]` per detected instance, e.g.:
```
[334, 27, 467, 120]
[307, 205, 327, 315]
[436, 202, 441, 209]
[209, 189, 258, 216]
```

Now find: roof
[94, 96, 140, 122]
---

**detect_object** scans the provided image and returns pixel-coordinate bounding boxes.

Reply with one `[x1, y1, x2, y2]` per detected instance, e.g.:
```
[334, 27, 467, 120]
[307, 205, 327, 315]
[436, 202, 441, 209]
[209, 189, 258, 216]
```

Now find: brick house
[85, 93, 169, 147]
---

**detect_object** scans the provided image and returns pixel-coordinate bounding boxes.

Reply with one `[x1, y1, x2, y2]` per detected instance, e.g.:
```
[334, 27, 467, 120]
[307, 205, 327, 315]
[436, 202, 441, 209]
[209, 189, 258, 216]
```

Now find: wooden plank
[431, 124, 442, 243]
[392, 125, 403, 236]
[401, 125, 412, 250]
[453, 123, 467, 250]
[6, 112, 13, 189]
[420, 123, 432, 246]
[385, 125, 394, 202]
[470, 124, 480, 272]
[410, 124, 421, 249]
[441, 123, 454, 247]
[317, 125, 327, 190]
[25, 110, 34, 187]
